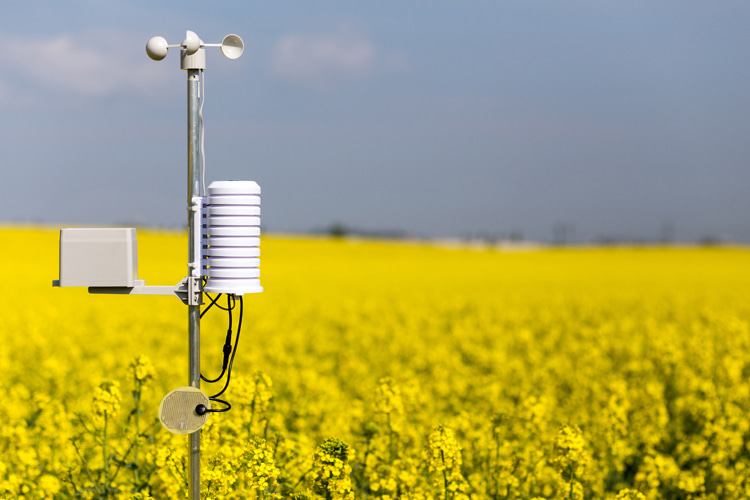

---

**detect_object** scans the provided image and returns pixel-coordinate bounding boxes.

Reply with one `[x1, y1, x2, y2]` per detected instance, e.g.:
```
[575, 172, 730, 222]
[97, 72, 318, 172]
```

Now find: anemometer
[53, 31, 260, 499]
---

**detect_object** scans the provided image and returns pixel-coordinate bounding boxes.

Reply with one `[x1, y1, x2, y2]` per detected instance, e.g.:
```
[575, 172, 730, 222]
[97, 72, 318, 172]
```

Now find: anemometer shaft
[187, 68, 202, 500]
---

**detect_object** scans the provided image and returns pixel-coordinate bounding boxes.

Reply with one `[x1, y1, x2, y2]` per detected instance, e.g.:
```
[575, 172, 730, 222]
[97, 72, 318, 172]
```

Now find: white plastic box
[57, 228, 138, 287]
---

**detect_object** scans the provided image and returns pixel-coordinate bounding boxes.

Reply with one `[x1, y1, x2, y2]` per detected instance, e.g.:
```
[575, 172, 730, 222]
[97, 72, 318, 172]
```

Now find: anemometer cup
[220, 34, 244, 59]
[146, 36, 169, 61]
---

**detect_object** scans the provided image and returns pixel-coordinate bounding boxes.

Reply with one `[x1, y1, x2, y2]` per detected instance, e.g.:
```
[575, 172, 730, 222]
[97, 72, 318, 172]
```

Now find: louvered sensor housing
[203, 181, 262, 295]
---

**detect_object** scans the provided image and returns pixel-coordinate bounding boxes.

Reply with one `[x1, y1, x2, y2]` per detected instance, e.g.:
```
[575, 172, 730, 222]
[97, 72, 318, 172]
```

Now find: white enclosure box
[58, 228, 138, 287]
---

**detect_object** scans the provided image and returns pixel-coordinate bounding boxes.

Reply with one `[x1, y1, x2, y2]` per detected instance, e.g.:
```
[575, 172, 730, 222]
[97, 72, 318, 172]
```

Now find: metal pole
[145, 32, 243, 499]
[187, 68, 202, 500]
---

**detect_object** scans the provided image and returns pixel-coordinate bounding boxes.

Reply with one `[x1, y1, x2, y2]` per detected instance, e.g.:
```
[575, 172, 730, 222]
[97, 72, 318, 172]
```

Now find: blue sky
[2, 1, 749, 242]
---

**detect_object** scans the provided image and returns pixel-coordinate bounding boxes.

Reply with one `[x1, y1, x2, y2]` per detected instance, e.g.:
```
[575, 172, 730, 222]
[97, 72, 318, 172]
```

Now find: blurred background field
[2, 226, 750, 499]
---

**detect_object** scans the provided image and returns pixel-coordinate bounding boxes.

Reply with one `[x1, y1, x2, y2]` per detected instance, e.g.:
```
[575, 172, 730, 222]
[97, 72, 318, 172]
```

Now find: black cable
[212, 295, 234, 311]
[227, 294, 234, 330]
[200, 292, 234, 318]
[208, 295, 243, 400]
[200, 292, 219, 318]
[196, 398, 231, 415]
[201, 295, 235, 383]
[208, 398, 231, 412]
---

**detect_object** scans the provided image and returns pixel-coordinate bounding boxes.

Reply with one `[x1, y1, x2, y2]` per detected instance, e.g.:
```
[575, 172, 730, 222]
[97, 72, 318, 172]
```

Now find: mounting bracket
[71, 277, 203, 306]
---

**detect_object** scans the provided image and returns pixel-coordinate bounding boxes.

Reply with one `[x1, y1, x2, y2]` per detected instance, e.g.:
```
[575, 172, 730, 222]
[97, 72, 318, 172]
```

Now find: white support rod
[190, 196, 203, 278]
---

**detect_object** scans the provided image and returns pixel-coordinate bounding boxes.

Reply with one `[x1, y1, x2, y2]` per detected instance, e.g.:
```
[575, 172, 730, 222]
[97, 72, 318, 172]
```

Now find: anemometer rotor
[146, 31, 244, 62]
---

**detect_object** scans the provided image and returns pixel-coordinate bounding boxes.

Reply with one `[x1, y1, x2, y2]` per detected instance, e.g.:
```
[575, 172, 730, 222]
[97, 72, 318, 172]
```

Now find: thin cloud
[270, 30, 375, 90]
[0, 31, 168, 98]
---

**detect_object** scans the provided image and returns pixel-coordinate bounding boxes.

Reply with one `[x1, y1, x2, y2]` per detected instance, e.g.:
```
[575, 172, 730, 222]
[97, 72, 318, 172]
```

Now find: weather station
[52, 31, 260, 499]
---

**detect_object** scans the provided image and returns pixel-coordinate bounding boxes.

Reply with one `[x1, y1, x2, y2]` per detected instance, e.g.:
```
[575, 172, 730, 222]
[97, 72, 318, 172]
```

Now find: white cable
[199, 69, 206, 197]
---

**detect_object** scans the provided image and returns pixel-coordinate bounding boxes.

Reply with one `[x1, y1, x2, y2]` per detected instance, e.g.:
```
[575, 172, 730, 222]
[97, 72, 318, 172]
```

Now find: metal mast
[145, 31, 245, 500]
[186, 65, 202, 500]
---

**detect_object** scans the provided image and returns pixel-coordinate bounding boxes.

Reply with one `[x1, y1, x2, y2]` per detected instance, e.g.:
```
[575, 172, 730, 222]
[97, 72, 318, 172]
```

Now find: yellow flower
[616, 489, 646, 500]
[553, 424, 588, 480]
[425, 425, 462, 473]
[92, 379, 121, 424]
[311, 437, 354, 500]
[130, 355, 156, 385]
[374, 377, 404, 416]
[241, 436, 280, 493]
[424, 425, 468, 499]
[253, 371, 274, 406]
[38, 474, 61, 495]
[129, 492, 155, 500]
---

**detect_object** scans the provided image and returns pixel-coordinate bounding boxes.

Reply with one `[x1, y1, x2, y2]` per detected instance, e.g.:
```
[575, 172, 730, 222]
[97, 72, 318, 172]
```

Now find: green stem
[387, 413, 394, 465]
[164, 450, 187, 497]
[359, 440, 371, 498]
[248, 393, 257, 435]
[292, 467, 313, 491]
[493, 439, 500, 499]
[569, 468, 575, 500]
[65, 467, 80, 496]
[440, 449, 449, 500]
[103, 413, 109, 496]
[134, 380, 142, 486]
[72, 440, 96, 486]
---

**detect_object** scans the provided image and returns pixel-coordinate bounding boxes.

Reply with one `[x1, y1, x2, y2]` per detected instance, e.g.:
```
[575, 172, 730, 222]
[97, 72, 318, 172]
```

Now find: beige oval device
[159, 386, 211, 434]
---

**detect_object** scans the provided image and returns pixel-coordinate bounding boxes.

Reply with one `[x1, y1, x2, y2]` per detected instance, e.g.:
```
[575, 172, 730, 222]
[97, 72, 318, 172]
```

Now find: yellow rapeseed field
[2, 226, 750, 499]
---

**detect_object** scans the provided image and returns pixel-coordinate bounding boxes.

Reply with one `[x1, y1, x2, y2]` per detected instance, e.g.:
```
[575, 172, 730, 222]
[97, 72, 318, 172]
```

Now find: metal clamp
[186, 276, 203, 306]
